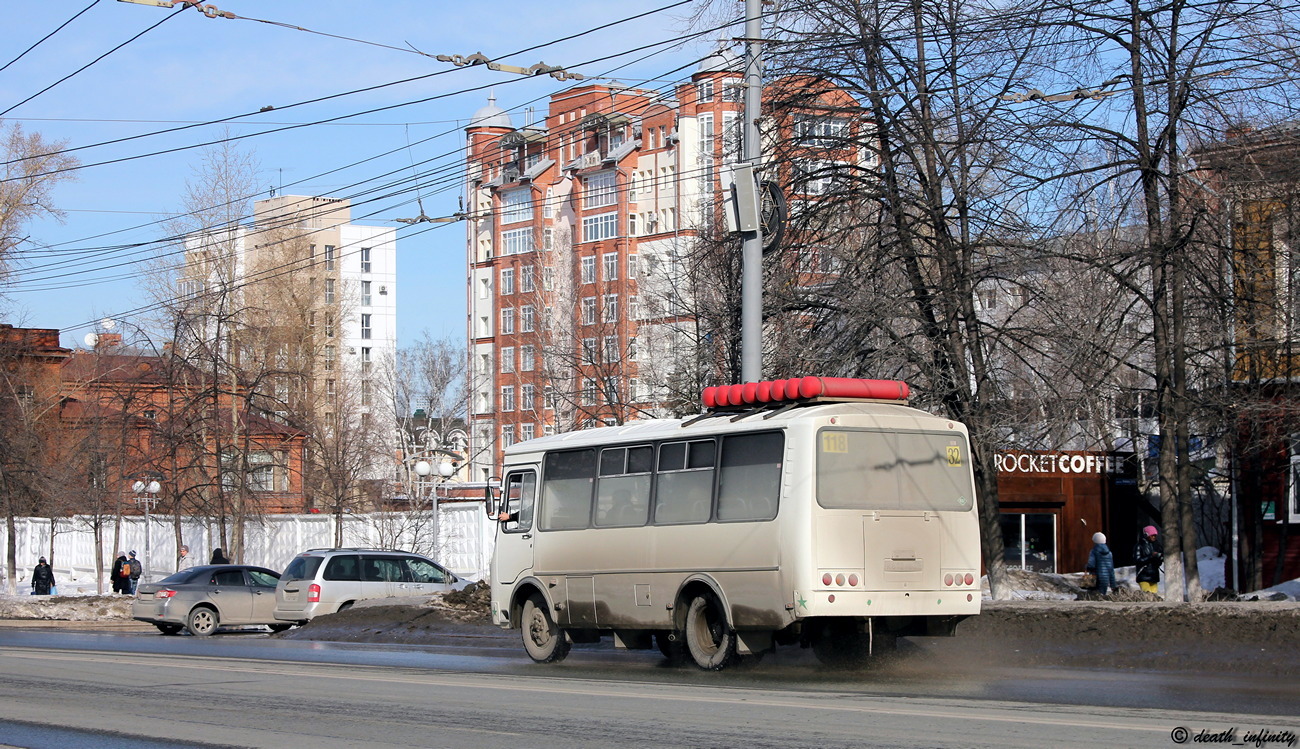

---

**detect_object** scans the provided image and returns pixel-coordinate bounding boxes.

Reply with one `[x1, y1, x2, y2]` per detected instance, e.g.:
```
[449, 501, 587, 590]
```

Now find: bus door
[494, 468, 537, 586]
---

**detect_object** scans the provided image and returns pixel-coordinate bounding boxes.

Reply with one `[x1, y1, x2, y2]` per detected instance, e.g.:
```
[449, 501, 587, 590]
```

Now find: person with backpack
[31, 557, 55, 596]
[127, 550, 143, 594]
[110, 551, 129, 594]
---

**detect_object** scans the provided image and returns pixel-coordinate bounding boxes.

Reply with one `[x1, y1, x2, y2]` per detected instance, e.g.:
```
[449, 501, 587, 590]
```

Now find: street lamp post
[132, 479, 161, 585]
[412, 459, 454, 553]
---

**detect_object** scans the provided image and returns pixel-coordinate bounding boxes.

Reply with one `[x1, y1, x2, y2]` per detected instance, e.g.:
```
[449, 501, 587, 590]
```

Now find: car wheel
[186, 607, 218, 637]
[268, 623, 292, 633]
[154, 623, 183, 636]
[684, 593, 737, 671]
[521, 595, 570, 663]
[337, 601, 354, 613]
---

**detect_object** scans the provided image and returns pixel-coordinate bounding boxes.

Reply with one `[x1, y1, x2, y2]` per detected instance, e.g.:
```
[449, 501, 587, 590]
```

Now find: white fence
[2, 500, 496, 595]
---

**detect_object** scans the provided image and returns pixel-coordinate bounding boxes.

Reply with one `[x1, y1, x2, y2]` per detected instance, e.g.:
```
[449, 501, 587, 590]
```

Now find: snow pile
[0, 594, 133, 621]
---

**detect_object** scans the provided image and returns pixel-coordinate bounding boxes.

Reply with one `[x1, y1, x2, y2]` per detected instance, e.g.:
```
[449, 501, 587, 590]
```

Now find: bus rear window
[817, 429, 974, 512]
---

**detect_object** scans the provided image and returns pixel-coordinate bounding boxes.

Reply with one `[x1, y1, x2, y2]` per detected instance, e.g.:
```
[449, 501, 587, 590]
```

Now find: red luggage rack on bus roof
[701, 376, 910, 411]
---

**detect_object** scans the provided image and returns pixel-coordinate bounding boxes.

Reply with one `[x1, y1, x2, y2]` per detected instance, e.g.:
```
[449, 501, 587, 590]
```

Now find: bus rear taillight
[965, 573, 975, 586]
[822, 573, 833, 585]
[307, 584, 321, 603]
[944, 574, 954, 586]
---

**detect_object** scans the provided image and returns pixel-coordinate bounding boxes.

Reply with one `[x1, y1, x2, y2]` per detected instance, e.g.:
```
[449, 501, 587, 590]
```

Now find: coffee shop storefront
[996, 450, 1144, 574]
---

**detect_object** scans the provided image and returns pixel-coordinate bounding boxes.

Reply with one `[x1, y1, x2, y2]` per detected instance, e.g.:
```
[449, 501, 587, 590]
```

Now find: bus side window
[717, 432, 783, 522]
[501, 471, 536, 532]
[596, 445, 652, 527]
[653, 440, 714, 524]
[541, 449, 596, 530]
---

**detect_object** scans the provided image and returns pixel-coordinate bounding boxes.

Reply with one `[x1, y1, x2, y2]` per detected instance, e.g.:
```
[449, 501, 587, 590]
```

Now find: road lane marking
[0, 646, 1275, 736]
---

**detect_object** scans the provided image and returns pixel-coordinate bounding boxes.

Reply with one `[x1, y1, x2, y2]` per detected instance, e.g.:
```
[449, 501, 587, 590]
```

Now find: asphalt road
[0, 629, 1296, 749]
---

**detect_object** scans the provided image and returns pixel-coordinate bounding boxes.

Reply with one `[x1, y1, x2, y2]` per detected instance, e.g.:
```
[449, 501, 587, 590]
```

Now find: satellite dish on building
[100, 318, 117, 331]
[84, 333, 99, 348]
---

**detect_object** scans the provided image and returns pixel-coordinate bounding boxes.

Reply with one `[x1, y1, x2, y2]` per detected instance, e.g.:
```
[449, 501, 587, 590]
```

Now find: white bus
[487, 377, 981, 671]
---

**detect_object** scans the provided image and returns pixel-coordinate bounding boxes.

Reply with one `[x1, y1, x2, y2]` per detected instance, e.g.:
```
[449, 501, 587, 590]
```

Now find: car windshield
[282, 556, 324, 581]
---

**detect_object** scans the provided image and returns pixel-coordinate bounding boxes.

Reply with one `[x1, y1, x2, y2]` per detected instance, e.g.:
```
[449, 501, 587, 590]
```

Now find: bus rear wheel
[521, 595, 570, 663]
[684, 594, 737, 671]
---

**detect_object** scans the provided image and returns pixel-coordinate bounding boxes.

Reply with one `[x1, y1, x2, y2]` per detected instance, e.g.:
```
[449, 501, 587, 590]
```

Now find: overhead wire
[0, 0, 103, 74]
[0, 3, 186, 118]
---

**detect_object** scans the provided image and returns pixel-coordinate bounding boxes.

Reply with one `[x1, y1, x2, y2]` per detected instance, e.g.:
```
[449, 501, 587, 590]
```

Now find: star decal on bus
[797, 594, 808, 610]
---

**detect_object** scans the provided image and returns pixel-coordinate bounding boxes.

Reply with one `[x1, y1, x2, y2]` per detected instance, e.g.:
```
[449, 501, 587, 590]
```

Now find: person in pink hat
[1134, 525, 1163, 594]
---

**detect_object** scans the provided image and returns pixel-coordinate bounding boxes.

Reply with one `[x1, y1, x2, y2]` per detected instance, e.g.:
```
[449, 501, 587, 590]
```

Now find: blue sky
[2, 0, 714, 350]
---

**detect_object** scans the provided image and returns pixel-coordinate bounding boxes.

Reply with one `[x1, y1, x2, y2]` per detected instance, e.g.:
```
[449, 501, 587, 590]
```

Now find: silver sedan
[132, 565, 291, 636]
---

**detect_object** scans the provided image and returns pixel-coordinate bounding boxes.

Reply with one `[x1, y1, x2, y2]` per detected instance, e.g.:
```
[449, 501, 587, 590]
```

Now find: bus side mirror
[485, 477, 500, 518]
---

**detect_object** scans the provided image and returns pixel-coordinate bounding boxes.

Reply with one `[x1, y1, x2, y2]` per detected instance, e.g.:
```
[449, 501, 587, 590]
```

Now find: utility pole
[740, 0, 764, 383]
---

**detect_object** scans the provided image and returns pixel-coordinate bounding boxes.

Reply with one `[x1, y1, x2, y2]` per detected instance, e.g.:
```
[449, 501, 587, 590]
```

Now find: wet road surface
[0, 628, 1296, 748]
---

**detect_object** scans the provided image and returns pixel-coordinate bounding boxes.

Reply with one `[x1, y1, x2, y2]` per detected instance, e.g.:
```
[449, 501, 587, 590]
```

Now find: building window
[500, 307, 516, 334]
[502, 187, 532, 223]
[583, 171, 617, 209]
[521, 305, 535, 333]
[628, 254, 638, 279]
[581, 256, 596, 284]
[629, 295, 640, 320]
[501, 346, 515, 373]
[582, 378, 597, 406]
[502, 227, 533, 256]
[544, 384, 555, 410]
[520, 345, 535, 372]
[520, 266, 535, 293]
[629, 214, 638, 236]
[522, 383, 535, 410]
[325, 315, 335, 338]
[324, 345, 336, 371]
[361, 347, 372, 373]
[628, 336, 637, 360]
[722, 77, 743, 102]
[500, 268, 515, 296]
[327, 379, 336, 397]
[543, 424, 556, 436]
[501, 385, 516, 411]
[543, 267, 555, 291]
[582, 337, 597, 364]
[698, 113, 715, 158]
[324, 278, 335, 304]
[361, 247, 372, 274]
[361, 313, 372, 339]
[582, 297, 597, 325]
[543, 187, 555, 219]
[604, 335, 619, 363]
[602, 294, 618, 323]
[582, 212, 618, 242]
[361, 378, 372, 406]
[543, 227, 554, 251]
[502, 424, 516, 447]
[602, 252, 618, 281]
[325, 245, 336, 271]
[794, 114, 850, 148]
[362, 280, 372, 307]
[723, 111, 741, 163]
[697, 80, 714, 102]
[520, 423, 535, 441]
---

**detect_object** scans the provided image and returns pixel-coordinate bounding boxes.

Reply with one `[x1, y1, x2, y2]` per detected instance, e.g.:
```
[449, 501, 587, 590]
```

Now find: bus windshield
[817, 429, 974, 511]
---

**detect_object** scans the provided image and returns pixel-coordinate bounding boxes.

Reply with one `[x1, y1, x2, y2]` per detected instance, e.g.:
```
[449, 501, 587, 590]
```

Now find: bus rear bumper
[796, 588, 981, 620]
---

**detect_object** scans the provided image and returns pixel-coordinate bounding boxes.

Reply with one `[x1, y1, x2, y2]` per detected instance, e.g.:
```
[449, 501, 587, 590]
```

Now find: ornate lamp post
[132, 478, 162, 585]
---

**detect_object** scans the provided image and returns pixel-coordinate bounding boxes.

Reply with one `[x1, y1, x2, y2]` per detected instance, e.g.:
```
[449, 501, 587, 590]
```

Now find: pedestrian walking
[31, 557, 55, 596]
[210, 548, 229, 565]
[1086, 532, 1116, 595]
[1134, 525, 1163, 595]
